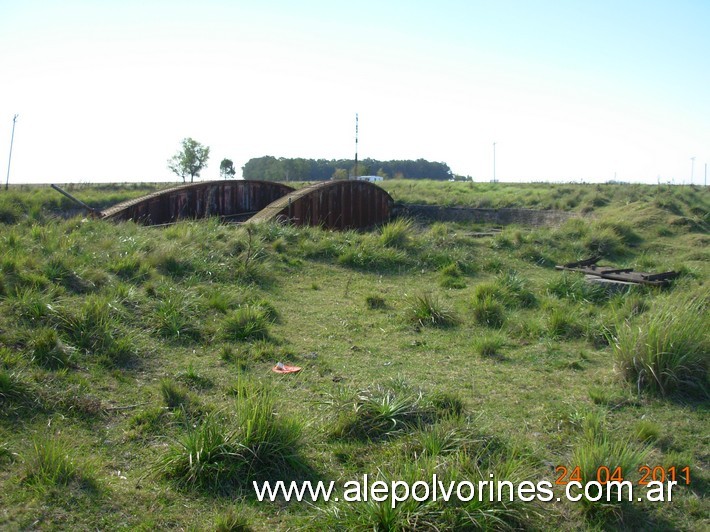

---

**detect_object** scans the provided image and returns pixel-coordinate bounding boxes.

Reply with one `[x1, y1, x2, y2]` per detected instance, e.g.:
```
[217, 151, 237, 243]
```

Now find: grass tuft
[156, 381, 303, 491]
[0, 368, 27, 404]
[471, 295, 505, 328]
[365, 294, 386, 309]
[473, 332, 506, 358]
[160, 379, 193, 409]
[23, 436, 97, 491]
[380, 218, 414, 248]
[30, 328, 73, 369]
[407, 292, 458, 327]
[222, 305, 271, 341]
[612, 296, 709, 397]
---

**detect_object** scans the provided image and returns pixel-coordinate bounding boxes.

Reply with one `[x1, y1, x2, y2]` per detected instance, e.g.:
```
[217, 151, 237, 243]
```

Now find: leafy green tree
[219, 158, 236, 180]
[167, 138, 210, 183]
[332, 168, 348, 180]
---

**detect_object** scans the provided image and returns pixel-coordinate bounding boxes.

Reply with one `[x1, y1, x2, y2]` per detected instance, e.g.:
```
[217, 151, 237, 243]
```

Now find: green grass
[407, 292, 458, 327]
[0, 181, 708, 530]
[29, 328, 73, 369]
[471, 295, 505, 328]
[222, 305, 271, 341]
[612, 296, 709, 397]
[23, 436, 98, 492]
[155, 380, 303, 492]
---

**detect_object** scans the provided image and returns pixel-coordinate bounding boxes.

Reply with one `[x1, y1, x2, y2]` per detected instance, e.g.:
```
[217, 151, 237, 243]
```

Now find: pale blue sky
[1, 0, 709, 183]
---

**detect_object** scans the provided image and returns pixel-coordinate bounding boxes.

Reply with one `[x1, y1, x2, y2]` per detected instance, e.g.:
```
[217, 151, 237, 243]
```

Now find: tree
[220, 158, 236, 180]
[167, 138, 210, 183]
[332, 168, 348, 180]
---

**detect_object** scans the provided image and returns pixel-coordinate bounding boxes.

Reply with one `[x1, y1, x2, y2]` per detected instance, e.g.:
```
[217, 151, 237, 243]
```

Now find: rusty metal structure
[556, 257, 678, 287]
[249, 179, 393, 229]
[100, 180, 294, 224]
[51, 179, 393, 229]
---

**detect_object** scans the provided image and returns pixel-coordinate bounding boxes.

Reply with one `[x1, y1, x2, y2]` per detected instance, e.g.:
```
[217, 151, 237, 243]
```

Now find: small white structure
[357, 175, 383, 183]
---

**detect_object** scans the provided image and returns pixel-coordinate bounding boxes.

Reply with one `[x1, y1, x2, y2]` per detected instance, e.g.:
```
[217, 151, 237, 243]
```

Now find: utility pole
[5, 114, 18, 191]
[705, 162, 707, 187]
[354, 113, 359, 180]
[492, 142, 496, 183]
[690, 156, 695, 185]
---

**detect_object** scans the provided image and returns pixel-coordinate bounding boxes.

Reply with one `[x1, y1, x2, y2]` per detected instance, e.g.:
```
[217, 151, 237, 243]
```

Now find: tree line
[241, 156, 453, 181]
[166, 139, 453, 183]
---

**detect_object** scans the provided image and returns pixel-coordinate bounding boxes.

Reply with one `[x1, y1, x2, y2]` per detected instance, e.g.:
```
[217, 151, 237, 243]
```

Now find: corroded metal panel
[249, 180, 393, 229]
[101, 180, 295, 224]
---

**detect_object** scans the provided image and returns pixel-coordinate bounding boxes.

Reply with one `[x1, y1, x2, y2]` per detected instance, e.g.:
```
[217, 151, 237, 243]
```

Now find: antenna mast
[5, 114, 18, 191]
[354, 113, 359, 179]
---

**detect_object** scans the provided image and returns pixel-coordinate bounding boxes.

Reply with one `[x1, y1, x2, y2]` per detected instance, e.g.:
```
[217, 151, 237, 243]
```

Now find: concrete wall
[397, 203, 575, 226]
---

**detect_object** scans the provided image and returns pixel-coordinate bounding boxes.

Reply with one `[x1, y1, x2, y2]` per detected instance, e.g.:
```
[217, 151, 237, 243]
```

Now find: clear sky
[1, 0, 709, 184]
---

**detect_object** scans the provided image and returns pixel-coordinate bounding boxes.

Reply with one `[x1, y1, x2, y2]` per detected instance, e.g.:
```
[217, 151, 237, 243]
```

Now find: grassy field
[0, 181, 708, 530]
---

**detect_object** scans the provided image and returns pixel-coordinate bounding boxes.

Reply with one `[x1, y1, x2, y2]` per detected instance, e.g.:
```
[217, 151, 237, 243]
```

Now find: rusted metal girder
[556, 257, 679, 287]
[101, 180, 295, 224]
[249, 180, 393, 229]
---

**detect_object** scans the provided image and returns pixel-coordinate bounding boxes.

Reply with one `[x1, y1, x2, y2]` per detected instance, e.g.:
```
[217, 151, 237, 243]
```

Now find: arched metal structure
[249, 180, 393, 229]
[101, 180, 295, 224]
